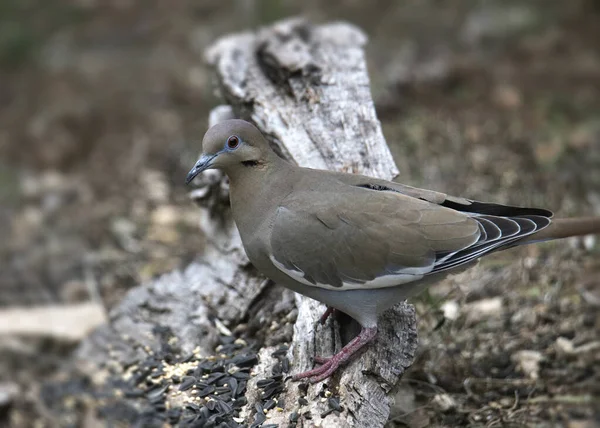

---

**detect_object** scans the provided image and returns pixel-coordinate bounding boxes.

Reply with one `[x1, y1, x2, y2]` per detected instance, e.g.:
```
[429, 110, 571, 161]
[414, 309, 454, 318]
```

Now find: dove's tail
[521, 217, 600, 244]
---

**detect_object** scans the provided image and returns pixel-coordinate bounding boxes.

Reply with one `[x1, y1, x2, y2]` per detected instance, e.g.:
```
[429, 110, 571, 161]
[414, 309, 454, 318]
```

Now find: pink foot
[313, 356, 330, 365]
[292, 327, 378, 383]
[319, 306, 338, 325]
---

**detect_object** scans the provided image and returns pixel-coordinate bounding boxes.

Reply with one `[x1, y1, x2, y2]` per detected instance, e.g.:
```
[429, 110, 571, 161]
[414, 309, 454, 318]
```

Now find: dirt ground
[1, 0, 599, 427]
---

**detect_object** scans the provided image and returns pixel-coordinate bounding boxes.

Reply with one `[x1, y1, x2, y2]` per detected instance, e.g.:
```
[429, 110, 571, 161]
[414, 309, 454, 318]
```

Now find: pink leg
[292, 326, 378, 383]
[319, 306, 338, 325]
[312, 308, 340, 365]
[313, 356, 329, 364]
[314, 307, 339, 364]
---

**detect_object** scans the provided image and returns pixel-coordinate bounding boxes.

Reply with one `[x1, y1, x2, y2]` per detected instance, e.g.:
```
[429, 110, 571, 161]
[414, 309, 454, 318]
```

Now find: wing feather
[270, 188, 479, 290]
[268, 172, 553, 291]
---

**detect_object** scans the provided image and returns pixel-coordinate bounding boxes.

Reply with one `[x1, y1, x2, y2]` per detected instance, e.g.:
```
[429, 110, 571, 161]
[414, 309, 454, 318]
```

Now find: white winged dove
[186, 119, 600, 383]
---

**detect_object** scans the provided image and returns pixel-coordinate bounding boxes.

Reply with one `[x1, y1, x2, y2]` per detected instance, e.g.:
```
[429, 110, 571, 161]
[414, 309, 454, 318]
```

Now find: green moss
[0, 0, 87, 69]
[253, 0, 289, 26]
[0, 161, 20, 204]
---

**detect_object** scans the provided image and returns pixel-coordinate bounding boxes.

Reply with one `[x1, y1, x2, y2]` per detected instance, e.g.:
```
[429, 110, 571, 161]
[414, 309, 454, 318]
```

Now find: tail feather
[522, 217, 600, 244]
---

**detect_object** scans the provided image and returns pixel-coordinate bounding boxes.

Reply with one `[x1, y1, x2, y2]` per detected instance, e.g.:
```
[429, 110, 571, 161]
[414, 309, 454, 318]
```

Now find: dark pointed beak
[186, 154, 216, 184]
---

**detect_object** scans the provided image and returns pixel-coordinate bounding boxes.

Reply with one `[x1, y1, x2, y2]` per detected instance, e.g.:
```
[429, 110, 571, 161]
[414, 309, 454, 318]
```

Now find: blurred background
[1, 0, 599, 426]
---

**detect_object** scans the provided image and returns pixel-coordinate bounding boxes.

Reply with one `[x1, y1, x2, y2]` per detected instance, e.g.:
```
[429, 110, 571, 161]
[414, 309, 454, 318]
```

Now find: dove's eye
[226, 135, 240, 149]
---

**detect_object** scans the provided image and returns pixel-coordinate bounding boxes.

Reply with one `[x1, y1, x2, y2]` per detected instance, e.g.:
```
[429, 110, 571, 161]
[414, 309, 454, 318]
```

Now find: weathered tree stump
[42, 18, 417, 428]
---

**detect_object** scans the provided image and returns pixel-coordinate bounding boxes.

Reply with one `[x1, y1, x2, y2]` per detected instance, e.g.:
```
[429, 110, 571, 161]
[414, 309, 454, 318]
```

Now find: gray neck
[227, 154, 295, 239]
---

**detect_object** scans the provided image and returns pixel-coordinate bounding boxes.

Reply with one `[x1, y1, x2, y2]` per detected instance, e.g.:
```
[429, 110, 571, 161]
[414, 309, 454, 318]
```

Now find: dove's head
[186, 119, 276, 184]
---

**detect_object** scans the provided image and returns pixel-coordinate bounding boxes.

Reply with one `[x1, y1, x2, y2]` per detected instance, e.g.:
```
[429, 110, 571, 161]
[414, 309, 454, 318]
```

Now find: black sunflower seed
[289, 411, 299, 422]
[219, 344, 237, 354]
[223, 420, 240, 428]
[232, 397, 247, 409]
[206, 372, 226, 384]
[150, 369, 164, 379]
[212, 363, 225, 373]
[232, 371, 250, 380]
[250, 411, 266, 428]
[228, 377, 238, 395]
[262, 384, 284, 399]
[179, 376, 196, 391]
[121, 355, 140, 369]
[232, 354, 259, 367]
[153, 402, 167, 413]
[185, 403, 201, 412]
[220, 335, 235, 344]
[200, 406, 210, 419]
[298, 383, 309, 395]
[124, 388, 145, 398]
[198, 385, 216, 397]
[218, 392, 232, 402]
[181, 415, 200, 425]
[180, 353, 196, 363]
[236, 380, 247, 396]
[167, 408, 181, 423]
[146, 358, 160, 369]
[146, 383, 169, 400]
[217, 399, 233, 415]
[195, 361, 214, 375]
[215, 386, 230, 395]
[206, 400, 217, 411]
[328, 397, 342, 411]
[205, 414, 220, 427]
[271, 350, 285, 358]
[298, 397, 308, 406]
[321, 408, 335, 418]
[131, 367, 153, 385]
[149, 393, 165, 405]
[256, 379, 275, 388]
[263, 399, 276, 410]
[281, 357, 290, 373]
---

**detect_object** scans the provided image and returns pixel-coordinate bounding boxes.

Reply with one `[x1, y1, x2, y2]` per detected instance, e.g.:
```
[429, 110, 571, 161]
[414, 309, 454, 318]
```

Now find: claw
[292, 326, 378, 383]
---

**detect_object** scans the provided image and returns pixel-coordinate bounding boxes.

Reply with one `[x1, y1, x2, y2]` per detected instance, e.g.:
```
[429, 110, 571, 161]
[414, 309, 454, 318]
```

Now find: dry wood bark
[46, 18, 417, 428]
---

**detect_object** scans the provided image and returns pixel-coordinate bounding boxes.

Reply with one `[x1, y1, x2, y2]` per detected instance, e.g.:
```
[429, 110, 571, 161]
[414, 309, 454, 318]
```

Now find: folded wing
[269, 182, 552, 291]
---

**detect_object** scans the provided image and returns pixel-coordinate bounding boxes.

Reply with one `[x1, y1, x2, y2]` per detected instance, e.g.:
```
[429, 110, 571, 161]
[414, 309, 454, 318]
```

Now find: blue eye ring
[226, 135, 240, 150]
